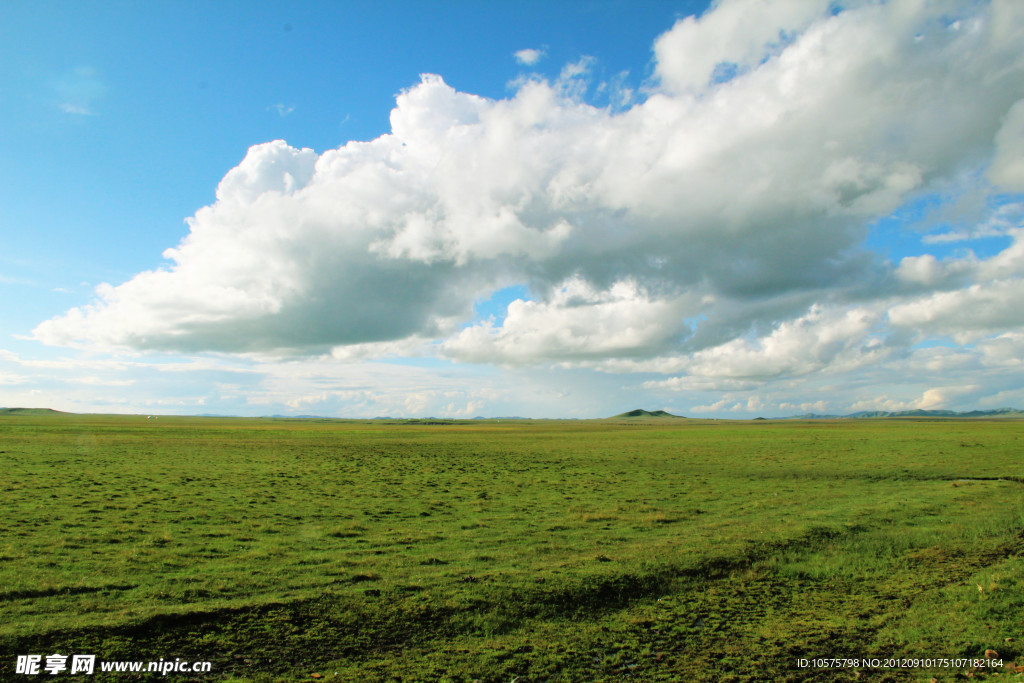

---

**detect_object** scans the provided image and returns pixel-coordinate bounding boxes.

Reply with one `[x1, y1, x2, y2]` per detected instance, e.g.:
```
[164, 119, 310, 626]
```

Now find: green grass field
[1, 413, 1022, 681]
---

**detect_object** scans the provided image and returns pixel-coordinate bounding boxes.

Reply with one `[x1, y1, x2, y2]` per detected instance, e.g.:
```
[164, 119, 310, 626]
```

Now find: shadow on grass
[0, 524, 885, 680]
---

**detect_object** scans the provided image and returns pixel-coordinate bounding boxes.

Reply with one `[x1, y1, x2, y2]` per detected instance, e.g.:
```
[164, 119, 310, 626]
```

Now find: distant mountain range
[607, 407, 1024, 420]
[778, 408, 1024, 419]
[4, 406, 1022, 421]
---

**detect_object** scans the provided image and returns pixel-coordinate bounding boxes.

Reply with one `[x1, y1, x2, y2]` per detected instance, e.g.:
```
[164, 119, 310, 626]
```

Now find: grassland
[1, 413, 1022, 681]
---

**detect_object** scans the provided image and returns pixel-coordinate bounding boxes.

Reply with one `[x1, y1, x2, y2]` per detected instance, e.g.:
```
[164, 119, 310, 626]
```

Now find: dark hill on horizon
[0, 407, 67, 416]
[611, 409, 686, 419]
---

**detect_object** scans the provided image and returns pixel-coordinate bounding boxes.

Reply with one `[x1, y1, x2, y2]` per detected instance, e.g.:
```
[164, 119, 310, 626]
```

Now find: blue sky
[0, 0, 690, 343]
[2, 0, 1024, 418]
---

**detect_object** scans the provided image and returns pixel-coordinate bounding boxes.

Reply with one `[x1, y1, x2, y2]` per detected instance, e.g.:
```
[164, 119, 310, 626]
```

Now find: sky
[2, 0, 1024, 419]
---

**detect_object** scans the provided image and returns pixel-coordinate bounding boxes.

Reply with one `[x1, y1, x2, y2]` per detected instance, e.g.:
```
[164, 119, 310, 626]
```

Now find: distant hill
[0, 407, 67, 416]
[611, 409, 685, 419]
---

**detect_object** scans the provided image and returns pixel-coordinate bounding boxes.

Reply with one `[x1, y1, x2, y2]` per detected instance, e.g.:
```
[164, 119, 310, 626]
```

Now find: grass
[0, 413, 1022, 681]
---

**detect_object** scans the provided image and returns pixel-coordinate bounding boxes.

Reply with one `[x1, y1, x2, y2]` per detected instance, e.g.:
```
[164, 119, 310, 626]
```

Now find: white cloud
[986, 1, 1024, 190]
[643, 375, 757, 392]
[990, 100, 1024, 190]
[442, 277, 700, 364]
[0, 371, 28, 386]
[642, 304, 888, 385]
[29, 0, 1024, 417]
[894, 252, 978, 290]
[652, 0, 834, 93]
[848, 385, 980, 413]
[784, 400, 829, 414]
[920, 196, 1024, 245]
[67, 376, 136, 387]
[978, 332, 1024, 368]
[888, 278, 1024, 342]
[0, 344, 517, 417]
[690, 395, 828, 415]
[889, 226, 1024, 341]
[690, 397, 734, 413]
[514, 48, 545, 66]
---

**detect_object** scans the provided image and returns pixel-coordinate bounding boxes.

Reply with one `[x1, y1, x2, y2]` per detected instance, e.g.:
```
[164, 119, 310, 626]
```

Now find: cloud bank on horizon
[29, 0, 1024, 415]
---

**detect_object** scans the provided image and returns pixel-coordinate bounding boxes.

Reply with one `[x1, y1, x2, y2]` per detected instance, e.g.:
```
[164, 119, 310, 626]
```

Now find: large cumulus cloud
[34, 0, 1024, 389]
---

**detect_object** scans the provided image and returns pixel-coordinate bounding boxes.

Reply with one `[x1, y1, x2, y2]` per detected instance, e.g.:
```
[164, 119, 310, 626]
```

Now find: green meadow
[1, 412, 1022, 681]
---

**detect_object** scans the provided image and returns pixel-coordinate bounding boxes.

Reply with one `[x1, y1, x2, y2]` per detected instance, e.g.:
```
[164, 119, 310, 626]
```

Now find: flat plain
[1, 412, 1021, 681]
